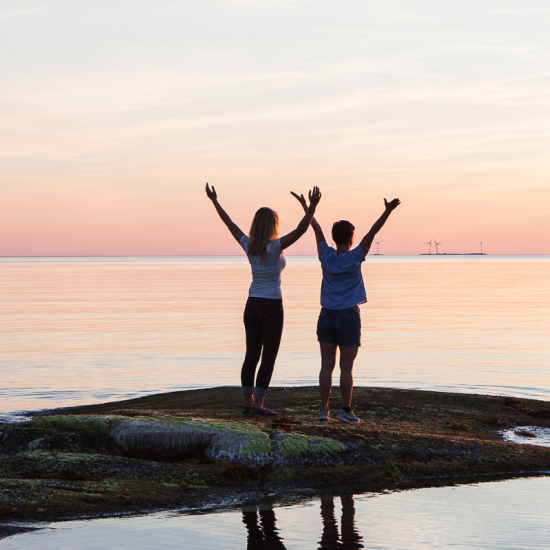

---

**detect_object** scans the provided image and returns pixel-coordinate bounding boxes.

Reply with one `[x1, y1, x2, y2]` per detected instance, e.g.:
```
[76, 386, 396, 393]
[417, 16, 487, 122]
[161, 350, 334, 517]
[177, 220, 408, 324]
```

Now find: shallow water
[1, 255, 549, 414]
[3, 476, 550, 549]
[502, 427, 550, 448]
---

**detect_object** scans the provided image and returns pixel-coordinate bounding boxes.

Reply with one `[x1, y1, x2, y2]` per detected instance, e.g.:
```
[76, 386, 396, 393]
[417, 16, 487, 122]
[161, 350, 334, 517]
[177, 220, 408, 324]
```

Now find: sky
[1, 0, 549, 256]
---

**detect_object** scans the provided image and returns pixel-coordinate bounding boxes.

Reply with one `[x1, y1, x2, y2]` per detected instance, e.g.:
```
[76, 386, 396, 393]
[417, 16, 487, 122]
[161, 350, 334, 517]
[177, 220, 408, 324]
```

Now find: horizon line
[2, 253, 548, 259]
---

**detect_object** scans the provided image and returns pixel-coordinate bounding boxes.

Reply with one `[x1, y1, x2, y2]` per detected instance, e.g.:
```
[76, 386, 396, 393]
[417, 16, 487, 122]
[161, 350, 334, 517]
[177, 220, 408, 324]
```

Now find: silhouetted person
[206, 184, 321, 415]
[293, 193, 400, 422]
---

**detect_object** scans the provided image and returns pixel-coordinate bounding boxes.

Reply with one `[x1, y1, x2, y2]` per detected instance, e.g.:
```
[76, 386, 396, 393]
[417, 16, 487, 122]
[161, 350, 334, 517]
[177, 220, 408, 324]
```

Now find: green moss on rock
[276, 433, 345, 456]
[239, 437, 273, 457]
[26, 414, 344, 462]
[31, 416, 117, 434]
[110, 416, 273, 460]
[278, 435, 309, 455]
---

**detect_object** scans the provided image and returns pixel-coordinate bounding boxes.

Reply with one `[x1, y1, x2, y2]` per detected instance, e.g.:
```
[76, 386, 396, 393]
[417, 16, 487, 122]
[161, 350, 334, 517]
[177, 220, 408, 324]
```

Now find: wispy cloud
[483, 7, 550, 15]
[0, 7, 44, 20]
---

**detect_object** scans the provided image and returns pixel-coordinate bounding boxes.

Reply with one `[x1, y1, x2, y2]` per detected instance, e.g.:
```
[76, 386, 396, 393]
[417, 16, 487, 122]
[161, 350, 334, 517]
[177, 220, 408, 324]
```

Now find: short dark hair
[331, 220, 355, 245]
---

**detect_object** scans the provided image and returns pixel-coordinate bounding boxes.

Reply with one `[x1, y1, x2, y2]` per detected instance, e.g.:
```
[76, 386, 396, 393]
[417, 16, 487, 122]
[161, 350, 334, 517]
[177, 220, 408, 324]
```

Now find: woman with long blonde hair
[206, 183, 321, 415]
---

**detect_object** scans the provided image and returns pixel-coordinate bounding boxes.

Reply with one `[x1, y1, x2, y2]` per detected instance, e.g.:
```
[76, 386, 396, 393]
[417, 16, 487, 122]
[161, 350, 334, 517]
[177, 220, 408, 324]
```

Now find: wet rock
[514, 430, 537, 438]
[3, 386, 550, 523]
[504, 397, 521, 408]
[482, 416, 509, 427]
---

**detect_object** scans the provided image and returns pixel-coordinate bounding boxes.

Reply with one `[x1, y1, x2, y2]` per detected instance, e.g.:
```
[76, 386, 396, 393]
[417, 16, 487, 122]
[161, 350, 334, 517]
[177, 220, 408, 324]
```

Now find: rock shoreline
[2, 386, 550, 531]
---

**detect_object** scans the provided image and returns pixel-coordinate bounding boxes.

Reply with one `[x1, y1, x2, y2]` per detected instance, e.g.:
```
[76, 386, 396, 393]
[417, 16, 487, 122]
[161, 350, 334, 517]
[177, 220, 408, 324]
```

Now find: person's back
[291, 192, 401, 424]
[206, 184, 321, 416]
[318, 241, 366, 310]
[240, 236, 286, 300]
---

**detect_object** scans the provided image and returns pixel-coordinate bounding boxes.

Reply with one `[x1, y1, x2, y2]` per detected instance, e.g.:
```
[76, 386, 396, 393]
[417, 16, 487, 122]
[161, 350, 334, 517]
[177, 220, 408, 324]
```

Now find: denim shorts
[316, 307, 361, 347]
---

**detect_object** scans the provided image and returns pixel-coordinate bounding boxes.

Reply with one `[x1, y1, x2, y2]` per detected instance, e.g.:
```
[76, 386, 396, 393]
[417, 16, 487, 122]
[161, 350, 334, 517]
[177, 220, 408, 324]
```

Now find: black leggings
[241, 297, 284, 396]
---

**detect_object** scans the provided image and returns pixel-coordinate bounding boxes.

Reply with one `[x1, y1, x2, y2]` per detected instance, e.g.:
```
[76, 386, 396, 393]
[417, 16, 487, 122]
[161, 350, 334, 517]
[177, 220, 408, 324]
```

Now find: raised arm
[290, 191, 326, 245]
[279, 186, 322, 250]
[359, 198, 401, 255]
[205, 183, 245, 243]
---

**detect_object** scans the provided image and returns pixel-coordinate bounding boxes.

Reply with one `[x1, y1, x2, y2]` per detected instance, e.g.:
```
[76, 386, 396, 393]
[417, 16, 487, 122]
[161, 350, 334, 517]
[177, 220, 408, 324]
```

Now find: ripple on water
[0, 413, 32, 424]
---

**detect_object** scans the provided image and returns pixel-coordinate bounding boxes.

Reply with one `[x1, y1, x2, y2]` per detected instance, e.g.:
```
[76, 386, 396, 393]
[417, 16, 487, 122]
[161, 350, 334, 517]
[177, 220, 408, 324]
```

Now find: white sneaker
[317, 408, 330, 421]
[336, 409, 360, 423]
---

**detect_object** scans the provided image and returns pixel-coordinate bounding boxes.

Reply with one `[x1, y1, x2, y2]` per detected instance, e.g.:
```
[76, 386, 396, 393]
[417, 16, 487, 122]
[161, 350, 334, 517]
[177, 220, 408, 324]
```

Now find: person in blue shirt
[293, 192, 400, 423]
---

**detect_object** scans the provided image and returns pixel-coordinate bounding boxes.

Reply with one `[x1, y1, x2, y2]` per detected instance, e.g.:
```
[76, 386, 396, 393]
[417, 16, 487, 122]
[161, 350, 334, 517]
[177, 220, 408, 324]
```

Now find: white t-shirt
[240, 235, 286, 299]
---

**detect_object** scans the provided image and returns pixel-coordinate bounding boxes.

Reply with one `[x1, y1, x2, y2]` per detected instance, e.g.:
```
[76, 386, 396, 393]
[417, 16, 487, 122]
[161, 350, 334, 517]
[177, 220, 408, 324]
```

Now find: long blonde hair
[248, 207, 279, 259]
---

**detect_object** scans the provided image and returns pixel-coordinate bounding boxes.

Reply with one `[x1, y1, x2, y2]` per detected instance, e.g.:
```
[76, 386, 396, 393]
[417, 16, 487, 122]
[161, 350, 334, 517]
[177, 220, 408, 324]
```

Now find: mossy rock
[275, 433, 345, 456]
[30, 416, 119, 434]
[27, 414, 345, 462]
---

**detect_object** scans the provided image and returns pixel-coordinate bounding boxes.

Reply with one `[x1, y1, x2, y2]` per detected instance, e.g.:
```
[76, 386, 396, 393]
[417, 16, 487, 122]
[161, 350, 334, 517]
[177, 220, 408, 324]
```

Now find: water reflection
[242, 504, 287, 549]
[3, 477, 550, 549]
[319, 494, 364, 550]
[241, 495, 364, 550]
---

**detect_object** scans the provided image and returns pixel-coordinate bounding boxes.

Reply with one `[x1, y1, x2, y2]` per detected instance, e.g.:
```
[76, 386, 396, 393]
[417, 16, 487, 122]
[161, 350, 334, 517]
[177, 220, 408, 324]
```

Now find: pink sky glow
[1, 1, 549, 256]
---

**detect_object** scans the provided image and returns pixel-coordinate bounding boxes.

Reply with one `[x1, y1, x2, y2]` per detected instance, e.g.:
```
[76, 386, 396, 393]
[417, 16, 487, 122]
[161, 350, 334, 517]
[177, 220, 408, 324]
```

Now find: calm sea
[1, 255, 549, 415]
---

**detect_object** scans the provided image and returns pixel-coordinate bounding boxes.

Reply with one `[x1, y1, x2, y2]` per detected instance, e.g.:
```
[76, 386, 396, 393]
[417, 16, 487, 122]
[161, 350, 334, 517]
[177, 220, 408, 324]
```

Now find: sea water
[1, 255, 549, 414]
[2, 255, 550, 547]
[3, 477, 550, 549]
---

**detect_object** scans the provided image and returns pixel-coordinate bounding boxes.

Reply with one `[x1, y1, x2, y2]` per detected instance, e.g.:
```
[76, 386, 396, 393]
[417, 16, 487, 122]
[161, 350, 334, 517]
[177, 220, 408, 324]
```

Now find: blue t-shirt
[318, 241, 366, 310]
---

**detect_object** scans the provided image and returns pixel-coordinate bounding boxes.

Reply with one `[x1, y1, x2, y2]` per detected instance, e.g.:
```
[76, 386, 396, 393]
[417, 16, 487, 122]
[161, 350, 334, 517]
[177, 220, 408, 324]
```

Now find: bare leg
[243, 394, 254, 407]
[319, 342, 338, 410]
[252, 395, 265, 408]
[339, 346, 359, 409]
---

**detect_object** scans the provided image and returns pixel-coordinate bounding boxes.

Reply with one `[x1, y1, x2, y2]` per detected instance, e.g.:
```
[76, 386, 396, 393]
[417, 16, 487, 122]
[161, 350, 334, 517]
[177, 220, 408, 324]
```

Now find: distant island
[421, 241, 486, 256]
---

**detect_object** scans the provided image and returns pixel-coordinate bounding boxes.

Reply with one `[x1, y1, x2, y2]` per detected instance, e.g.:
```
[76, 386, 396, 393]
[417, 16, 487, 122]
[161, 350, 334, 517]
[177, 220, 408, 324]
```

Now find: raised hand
[384, 198, 400, 211]
[308, 186, 322, 211]
[290, 191, 308, 213]
[205, 182, 217, 201]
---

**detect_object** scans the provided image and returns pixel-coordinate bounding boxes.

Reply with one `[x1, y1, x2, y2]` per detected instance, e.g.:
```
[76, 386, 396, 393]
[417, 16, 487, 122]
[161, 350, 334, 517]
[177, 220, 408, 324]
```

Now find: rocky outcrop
[28, 415, 345, 462]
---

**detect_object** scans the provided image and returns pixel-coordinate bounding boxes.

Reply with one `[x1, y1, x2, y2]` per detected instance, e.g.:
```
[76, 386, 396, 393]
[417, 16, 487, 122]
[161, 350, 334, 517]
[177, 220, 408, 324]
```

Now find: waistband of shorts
[320, 306, 359, 313]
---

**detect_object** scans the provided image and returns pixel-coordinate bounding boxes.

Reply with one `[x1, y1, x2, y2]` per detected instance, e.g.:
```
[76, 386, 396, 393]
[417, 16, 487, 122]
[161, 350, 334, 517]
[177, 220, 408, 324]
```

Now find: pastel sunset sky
[1, 0, 549, 256]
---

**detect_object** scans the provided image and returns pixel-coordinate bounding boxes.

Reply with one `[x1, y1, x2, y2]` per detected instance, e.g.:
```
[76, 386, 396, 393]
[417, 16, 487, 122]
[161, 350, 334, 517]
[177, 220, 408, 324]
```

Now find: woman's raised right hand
[308, 186, 322, 210]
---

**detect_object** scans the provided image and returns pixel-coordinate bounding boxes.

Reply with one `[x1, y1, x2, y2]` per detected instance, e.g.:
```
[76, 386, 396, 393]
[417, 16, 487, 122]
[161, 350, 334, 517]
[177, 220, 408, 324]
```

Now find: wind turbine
[434, 241, 442, 254]
[374, 241, 383, 255]
[424, 239, 433, 254]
